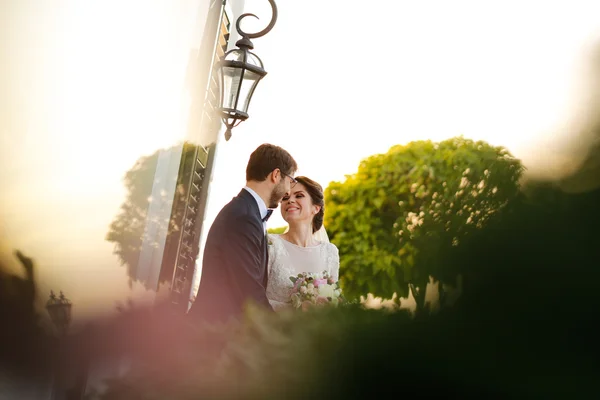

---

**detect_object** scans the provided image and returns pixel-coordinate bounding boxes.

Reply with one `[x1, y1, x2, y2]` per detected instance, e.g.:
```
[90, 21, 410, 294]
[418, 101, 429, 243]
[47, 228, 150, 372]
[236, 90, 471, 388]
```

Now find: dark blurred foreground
[1, 184, 600, 399]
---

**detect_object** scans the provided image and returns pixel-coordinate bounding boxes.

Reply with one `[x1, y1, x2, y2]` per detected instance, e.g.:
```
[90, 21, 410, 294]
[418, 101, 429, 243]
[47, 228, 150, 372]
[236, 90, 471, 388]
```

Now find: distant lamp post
[219, 0, 278, 141]
[46, 291, 73, 400]
[46, 290, 72, 335]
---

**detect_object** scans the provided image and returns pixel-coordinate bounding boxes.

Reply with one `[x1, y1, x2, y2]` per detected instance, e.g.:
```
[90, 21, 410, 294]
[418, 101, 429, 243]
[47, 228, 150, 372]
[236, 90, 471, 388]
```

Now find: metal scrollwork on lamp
[219, 0, 278, 141]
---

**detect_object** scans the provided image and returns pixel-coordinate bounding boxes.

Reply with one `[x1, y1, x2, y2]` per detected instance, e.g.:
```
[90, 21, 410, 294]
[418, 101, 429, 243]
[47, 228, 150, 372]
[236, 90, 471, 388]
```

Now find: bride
[266, 176, 340, 310]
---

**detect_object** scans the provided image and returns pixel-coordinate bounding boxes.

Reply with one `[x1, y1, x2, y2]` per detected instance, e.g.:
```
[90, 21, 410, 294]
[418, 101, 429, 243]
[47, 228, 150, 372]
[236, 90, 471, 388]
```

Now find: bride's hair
[294, 176, 324, 233]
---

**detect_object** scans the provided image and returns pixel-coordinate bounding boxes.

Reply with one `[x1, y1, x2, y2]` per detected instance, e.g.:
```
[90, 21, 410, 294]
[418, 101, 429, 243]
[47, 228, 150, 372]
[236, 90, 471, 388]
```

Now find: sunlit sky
[1, 0, 600, 318]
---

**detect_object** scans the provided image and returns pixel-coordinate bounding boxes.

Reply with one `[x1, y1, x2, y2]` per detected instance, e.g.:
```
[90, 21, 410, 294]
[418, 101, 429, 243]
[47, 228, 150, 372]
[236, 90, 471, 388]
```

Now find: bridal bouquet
[289, 271, 344, 310]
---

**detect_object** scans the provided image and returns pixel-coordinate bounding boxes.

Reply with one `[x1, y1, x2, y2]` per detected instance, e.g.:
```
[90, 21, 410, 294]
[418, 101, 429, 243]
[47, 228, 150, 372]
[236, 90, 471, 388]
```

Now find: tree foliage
[267, 226, 287, 235]
[324, 137, 524, 301]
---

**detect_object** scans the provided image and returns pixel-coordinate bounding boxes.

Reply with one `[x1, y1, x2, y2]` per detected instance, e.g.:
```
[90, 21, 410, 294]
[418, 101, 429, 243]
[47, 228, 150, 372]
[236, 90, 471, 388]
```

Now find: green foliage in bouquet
[324, 137, 524, 306]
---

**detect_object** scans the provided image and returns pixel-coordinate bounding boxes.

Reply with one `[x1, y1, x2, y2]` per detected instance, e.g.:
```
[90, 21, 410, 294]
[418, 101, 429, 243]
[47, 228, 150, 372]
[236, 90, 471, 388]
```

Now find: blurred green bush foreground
[91, 182, 600, 399]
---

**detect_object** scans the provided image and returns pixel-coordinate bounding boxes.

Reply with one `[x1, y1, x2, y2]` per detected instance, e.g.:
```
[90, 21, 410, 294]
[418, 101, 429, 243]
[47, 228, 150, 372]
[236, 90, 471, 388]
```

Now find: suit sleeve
[225, 214, 274, 311]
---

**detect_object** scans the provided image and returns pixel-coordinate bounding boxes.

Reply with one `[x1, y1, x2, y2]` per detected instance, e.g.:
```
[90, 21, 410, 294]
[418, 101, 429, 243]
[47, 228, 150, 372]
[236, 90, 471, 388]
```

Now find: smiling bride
[265, 176, 340, 311]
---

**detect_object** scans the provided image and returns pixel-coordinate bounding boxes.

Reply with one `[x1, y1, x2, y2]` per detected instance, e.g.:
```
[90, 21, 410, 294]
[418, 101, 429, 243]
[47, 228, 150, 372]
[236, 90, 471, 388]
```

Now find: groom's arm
[225, 215, 273, 311]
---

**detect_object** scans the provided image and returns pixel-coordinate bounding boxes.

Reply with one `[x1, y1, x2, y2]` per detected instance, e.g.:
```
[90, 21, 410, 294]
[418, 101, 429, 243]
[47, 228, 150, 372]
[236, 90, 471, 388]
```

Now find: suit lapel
[238, 189, 269, 279]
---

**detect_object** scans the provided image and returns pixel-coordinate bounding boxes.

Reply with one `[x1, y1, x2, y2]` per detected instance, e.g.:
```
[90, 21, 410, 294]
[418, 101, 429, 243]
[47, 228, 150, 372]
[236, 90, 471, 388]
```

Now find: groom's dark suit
[188, 189, 273, 323]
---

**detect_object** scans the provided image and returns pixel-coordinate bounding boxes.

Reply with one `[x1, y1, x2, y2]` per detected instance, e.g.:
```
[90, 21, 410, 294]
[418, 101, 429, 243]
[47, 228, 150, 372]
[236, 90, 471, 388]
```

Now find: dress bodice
[266, 234, 340, 310]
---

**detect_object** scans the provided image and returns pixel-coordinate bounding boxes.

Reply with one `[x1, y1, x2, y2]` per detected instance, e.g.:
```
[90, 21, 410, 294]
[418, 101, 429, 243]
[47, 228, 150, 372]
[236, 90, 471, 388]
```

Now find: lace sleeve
[267, 235, 275, 277]
[328, 243, 340, 282]
[266, 234, 293, 311]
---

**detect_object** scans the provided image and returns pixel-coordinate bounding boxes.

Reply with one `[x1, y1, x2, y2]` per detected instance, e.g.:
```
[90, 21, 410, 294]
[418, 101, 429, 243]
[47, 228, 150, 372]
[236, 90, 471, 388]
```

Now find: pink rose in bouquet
[314, 278, 328, 287]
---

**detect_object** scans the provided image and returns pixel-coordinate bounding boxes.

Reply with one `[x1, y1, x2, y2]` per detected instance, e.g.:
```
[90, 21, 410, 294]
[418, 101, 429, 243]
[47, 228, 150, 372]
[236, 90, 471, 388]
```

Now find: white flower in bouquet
[317, 284, 335, 299]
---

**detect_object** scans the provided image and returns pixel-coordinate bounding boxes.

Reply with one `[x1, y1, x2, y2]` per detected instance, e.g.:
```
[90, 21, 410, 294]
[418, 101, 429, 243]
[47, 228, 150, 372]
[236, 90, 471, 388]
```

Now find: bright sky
[2, 0, 600, 318]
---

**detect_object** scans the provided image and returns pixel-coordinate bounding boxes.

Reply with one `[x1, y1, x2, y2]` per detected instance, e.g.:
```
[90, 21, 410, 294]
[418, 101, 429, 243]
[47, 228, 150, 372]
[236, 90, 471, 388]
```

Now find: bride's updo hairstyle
[294, 176, 324, 233]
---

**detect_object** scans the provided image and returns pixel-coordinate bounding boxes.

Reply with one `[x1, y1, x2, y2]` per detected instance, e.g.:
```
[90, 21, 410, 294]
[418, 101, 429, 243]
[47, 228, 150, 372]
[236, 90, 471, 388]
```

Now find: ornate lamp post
[219, 0, 278, 141]
[46, 291, 73, 400]
[46, 290, 72, 336]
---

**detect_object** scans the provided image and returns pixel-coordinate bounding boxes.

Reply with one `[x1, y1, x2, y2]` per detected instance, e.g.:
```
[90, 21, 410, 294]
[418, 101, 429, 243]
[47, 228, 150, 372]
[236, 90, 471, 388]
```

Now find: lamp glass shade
[220, 48, 267, 121]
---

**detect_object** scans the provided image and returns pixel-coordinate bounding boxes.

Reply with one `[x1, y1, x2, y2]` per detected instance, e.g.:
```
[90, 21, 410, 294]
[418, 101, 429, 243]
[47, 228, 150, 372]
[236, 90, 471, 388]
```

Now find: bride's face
[280, 183, 320, 225]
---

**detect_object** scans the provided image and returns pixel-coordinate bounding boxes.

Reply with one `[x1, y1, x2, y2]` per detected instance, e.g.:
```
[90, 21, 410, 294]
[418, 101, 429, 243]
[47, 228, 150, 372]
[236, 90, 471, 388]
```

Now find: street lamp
[46, 291, 73, 400]
[219, 0, 278, 141]
[46, 290, 72, 336]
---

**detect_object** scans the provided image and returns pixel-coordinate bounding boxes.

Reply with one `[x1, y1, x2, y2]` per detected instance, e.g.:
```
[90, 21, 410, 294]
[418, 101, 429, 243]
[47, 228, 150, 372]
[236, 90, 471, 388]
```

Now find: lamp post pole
[46, 290, 72, 400]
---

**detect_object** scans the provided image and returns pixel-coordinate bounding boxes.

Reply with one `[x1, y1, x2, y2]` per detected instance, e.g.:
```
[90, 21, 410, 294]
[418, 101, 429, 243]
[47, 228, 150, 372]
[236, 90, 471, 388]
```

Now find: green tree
[324, 137, 524, 310]
[267, 226, 287, 235]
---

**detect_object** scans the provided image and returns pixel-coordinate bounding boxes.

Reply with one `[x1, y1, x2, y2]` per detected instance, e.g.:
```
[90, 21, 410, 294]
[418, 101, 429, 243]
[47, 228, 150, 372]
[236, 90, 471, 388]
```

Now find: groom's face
[268, 172, 291, 208]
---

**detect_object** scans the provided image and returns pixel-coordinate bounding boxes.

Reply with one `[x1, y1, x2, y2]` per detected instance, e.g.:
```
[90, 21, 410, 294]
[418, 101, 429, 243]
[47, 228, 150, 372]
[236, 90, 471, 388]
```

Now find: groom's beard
[268, 181, 286, 209]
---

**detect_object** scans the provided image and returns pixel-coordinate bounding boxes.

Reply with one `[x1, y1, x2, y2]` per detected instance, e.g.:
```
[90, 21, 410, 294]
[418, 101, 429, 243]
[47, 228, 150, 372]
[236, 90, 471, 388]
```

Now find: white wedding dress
[266, 233, 340, 311]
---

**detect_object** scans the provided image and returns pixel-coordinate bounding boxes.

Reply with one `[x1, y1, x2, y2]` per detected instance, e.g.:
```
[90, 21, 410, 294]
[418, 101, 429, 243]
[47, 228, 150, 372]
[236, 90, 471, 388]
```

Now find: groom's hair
[246, 144, 298, 182]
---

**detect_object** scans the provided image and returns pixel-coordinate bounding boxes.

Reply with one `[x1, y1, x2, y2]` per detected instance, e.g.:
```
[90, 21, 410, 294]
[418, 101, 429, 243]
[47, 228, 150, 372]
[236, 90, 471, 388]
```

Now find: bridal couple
[188, 144, 340, 323]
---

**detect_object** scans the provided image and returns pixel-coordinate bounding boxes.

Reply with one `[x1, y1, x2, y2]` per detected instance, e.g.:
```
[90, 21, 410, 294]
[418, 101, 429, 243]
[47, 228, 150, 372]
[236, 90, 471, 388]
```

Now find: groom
[188, 143, 298, 323]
